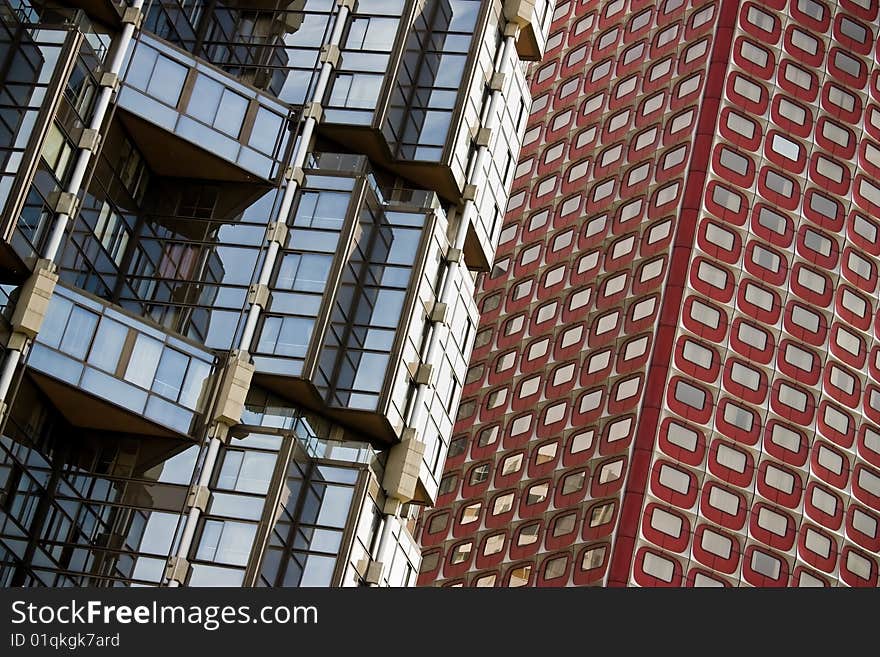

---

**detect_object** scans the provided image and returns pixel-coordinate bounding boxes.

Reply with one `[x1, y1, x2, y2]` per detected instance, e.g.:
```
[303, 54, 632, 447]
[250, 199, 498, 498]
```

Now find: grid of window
[423, 0, 721, 587]
[634, 0, 880, 588]
[423, 0, 880, 589]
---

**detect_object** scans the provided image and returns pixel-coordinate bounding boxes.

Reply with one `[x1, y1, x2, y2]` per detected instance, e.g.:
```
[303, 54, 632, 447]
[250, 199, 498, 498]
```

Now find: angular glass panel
[351, 352, 388, 392]
[153, 348, 188, 400]
[59, 306, 98, 360]
[188, 564, 244, 586]
[187, 75, 223, 125]
[179, 358, 211, 409]
[40, 296, 73, 348]
[87, 318, 128, 373]
[315, 485, 354, 528]
[146, 55, 186, 106]
[249, 107, 283, 154]
[217, 451, 244, 491]
[125, 45, 158, 92]
[214, 89, 248, 137]
[124, 333, 163, 388]
[277, 253, 332, 292]
[235, 451, 277, 494]
[197, 520, 255, 566]
[299, 554, 336, 586]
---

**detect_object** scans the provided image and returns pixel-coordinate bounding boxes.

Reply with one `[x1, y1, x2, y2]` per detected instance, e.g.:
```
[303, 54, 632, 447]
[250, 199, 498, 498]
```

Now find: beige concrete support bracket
[77, 128, 101, 152]
[502, 0, 535, 23]
[383, 498, 401, 515]
[428, 301, 447, 323]
[207, 421, 231, 443]
[187, 485, 211, 513]
[212, 351, 255, 426]
[408, 362, 432, 386]
[99, 71, 119, 90]
[247, 283, 270, 308]
[121, 6, 143, 28]
[165, 556, 190, 585]
[320, 43, 340, 67]
[304, 102, 323, 122]
[266, 221, 289, 245]
[284, 166, 304, 186]
[364, 560, 383, 585]
[504, 21, 523, 38]
[11, 261, 58, 339]
[49, 191, 79, 217]
[382, 428, 426, 503]
[6, 333, 28, 351]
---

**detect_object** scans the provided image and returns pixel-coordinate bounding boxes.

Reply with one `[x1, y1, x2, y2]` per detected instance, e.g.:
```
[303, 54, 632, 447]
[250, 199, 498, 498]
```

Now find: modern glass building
[0, 0, 551, 586]
[421, 0, 880, 587]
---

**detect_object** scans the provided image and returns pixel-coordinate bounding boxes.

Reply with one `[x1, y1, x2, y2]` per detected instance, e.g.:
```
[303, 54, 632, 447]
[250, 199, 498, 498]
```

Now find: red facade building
[419, 0, 880, 587]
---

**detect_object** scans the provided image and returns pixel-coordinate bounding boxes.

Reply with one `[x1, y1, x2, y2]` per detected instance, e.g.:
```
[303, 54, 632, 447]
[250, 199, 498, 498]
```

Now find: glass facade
[0, 0, 547, 587]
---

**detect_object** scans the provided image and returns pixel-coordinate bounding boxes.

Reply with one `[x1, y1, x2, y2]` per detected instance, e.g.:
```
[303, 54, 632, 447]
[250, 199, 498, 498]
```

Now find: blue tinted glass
[202, 310, 240, 350]
[288, 229, 340, 252]
[362, 327, 394, 350]
[217, 451, 244, 490]
[313, 191, 349, 228]
[60, 306, 99, 359]
[447, 0, 480, 31]
[131, 558, 165, 582]
[179, 358, 211, 409]
[87, 318, 127, 372]
[209, 493, 265, 521]
[345, 19, 368, 48]
[277, 253, 332, 292]
[363, 289, 404, 327]
[138, 512, 179, 554]
[310, 528, 343, 552]
[363, 18, 398, 50]
[352, 352, 388, 392]
[433, 54, 466, 87]
[215, 246, 259, 285]
[196, 520, 222, 561]
[144, 445, 199, 484]
[386, 226, 422, 265]
[315, 485, 354, 527]
[235, 451, 277, 494]
[214, 89, 248, 137]
[299, 554, 336, 586]
[346, 73, 382, 108]
[256, 316, 281, 354]
[125, 45, 158, 92]
[39, 296, 73, 348]
[249, 107, 283, 154]
[146, 55, 186, 106]
[187, 74, 222, 125]
[278, 70, 313, 105]
[418, 110, 451, 146]
[215, 521, 256, 565]
[124, 333, 162, 388]
[276, 316, 314, 357]
[80, 368, 147, 411]
[153, 348, 188, 400]
[188, 564, 244, 586]
[328, 74, 352, 107]
[239, 189, 278, 223]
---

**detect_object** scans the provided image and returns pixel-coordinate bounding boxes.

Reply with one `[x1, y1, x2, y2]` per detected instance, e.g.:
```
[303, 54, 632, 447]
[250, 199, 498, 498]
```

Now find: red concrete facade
[419, 0, 880, 587]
